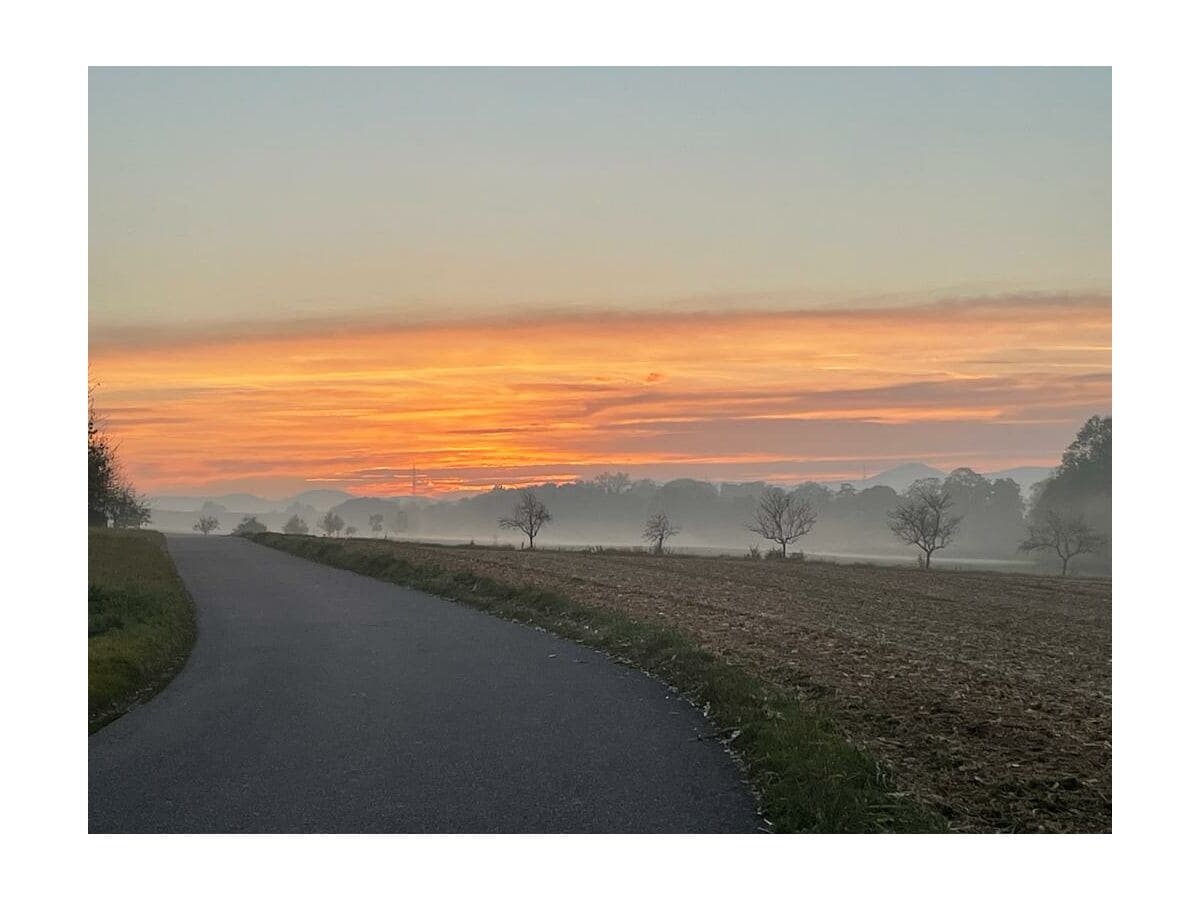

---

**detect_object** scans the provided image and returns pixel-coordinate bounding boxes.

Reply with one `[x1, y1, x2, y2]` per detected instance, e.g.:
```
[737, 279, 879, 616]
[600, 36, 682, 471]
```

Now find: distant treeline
[163, 415, 1112, 572]
[413, 471, 1027, 557]
[411, 417, 1109, 562]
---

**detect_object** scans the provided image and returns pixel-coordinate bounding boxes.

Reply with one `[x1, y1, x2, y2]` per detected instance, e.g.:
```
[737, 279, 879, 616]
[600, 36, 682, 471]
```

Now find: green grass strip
[89, 528, 197, 732]
[251, 533, 944, 832]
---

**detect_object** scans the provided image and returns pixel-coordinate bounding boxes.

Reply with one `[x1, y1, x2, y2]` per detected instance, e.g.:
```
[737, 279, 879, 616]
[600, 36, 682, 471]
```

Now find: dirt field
[373, 543, 1111, 832]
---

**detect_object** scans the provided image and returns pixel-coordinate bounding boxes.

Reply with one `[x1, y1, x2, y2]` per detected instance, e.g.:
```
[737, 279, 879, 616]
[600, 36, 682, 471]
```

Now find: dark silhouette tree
[283, 514, 309, 535]
[232, 515, 267, 536]
[642, 512, 680, 554]
[193, 515, 219, 535]
[747, 487, 817, 558]
[109, 485, 152, 528]
[319, 511, 345, 537]
[1031, 415, 1112, 543]
[498, 489, 552, 549]
[888, 479, 962, 568]
[88, 384, 150, 528]
[1019, 509, 1106, 576]
[1060, 415, 1112, 476]
[88, 390, 116, 527]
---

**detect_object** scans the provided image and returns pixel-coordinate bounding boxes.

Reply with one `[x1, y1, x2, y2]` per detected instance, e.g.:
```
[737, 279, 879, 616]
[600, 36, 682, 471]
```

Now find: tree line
[187, 415, 1112, 574]
[478, 415, 1112, 573]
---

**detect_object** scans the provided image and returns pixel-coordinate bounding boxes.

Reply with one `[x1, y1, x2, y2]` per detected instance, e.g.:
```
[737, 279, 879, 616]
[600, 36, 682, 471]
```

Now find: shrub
[232, 515, 268, 536]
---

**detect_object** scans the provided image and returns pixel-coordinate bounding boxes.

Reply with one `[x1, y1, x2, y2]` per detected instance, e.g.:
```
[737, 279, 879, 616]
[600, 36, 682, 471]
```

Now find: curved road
[89, 535, 761, 832]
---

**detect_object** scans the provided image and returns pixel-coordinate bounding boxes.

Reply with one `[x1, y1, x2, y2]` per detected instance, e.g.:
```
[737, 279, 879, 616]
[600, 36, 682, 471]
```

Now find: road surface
[89, 535, 761, 832]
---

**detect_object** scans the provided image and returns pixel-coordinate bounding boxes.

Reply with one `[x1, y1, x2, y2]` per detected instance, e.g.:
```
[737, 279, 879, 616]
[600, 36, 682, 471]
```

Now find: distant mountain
[210, 493, 281, 512]
[150, 489, 356, 513]
[288, 489, 356, 511]
[857, 463, 947, 493]
[282, 501, 320, 519]
[149, 493, 276, 512]
[149, 495, 209, 511]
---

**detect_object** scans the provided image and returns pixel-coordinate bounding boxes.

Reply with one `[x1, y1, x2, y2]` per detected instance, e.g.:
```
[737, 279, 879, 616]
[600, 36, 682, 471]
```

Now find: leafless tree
[642, 512, 680, 554]
[319, 511, 344, 537]
[1018, 509, 1106, 576]
[888, 480, 962, 568]
[369, 513, 384, 537]
[193, 515, 219, 535]
[345, 525, 358, 537]
[498, 489, 552, 549]
[747, 487, 817, 558]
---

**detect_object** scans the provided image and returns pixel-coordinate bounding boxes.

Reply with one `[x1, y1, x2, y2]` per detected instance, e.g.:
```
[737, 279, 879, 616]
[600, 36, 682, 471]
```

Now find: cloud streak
[89, 295, 1111, 495]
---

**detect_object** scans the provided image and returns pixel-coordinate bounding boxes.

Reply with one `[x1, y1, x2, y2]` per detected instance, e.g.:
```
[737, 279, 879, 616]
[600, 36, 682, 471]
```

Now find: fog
[146, 439, 1112, 575]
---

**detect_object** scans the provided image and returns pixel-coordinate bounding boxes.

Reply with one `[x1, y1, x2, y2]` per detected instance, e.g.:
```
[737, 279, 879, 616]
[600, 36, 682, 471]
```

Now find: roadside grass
[250, 533, 945, 832]
[89, 528, 197, 733]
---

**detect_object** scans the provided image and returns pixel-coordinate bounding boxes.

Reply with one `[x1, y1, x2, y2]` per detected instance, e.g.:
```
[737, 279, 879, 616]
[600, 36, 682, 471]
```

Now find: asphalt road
[89, 535, 761, 833]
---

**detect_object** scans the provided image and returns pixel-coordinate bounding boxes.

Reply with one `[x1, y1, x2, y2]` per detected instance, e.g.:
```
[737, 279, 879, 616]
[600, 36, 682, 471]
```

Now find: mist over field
[145, 418, 1111, 575]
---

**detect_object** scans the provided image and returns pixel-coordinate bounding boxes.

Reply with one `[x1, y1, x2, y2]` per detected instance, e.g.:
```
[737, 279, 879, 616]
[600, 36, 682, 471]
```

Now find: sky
[89, 67, 1111, 497]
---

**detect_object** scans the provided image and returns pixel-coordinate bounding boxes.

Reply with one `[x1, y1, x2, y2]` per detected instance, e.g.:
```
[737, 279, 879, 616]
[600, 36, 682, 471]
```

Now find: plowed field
[372, 543, 1111, 832]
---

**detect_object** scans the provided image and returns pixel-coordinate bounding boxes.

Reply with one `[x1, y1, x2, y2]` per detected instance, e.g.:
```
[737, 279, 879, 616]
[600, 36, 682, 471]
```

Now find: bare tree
[345, 525, 358, 537]
[369, 513, 384, 537]
[1018, 509, 1106, 576]
[498, 489, 552, 549]
[888, 480, 962, 568]
[319, 511, 344, 537]
[747, 487, 817, 558]
[642, 512, 680, 554]
[283, 514, 309, 535]
[193, 515, 219, 535]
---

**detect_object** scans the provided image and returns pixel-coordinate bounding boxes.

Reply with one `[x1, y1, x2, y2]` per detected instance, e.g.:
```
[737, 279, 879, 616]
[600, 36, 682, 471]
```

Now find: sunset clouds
[89, 295, 1111, 496]
[88, 69, 1110, 496]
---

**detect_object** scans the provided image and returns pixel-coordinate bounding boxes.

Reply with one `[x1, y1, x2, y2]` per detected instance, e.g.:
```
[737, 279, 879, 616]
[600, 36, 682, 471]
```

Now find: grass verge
[89, 528, 197, 733]
[250, 533, 945, 832]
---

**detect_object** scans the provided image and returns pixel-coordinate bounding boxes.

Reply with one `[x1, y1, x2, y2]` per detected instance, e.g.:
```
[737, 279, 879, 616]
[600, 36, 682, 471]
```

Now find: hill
[857, 462, 946, 492]
[149, 489, 355, 514]
[288, 490, 356, 511]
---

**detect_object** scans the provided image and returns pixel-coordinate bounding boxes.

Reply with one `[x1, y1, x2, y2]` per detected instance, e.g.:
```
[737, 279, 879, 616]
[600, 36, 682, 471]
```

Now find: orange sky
[88, 294, 1111, 497]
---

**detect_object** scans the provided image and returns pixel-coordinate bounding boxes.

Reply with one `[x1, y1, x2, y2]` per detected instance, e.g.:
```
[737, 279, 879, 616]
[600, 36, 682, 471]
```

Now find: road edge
[249, 533, 946, 833]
